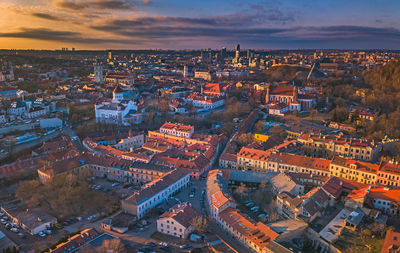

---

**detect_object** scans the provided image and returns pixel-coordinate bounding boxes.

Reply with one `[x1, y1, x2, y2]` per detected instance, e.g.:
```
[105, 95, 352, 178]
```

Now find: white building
[268, 103, 289, 116]
[24, 106, 47, 119]
[113, 134, 145, 151]
[95, 86, 143, 126]
[369, 187, 400, 215]
[0, 206, 57, 235]
[186, 94, 224, 111]
[0, 114, 6, 124]
[194, 71, 212, 81]
[159, 122, 194, 138]
[157, 203, 201, 238]
[8, 101, 26, 116]
[122, 169, 191, 219]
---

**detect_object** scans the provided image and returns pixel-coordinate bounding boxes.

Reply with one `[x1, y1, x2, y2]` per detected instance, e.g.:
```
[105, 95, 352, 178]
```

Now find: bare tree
[234, 183, 249, 199]
[96, 238, 127, 253]
[191, 215, 209, 234]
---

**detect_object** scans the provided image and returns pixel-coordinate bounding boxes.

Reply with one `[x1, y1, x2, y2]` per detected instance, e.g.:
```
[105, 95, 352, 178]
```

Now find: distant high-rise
[220, 47, 227, 60]
[235, 44, 240, 59]
[201, 50, 212, 62]
[247, 49, 253, 59]
[94, 63, 103, 83]
[235, 44, 240, 52]
[183, 65, 188, 78]
[108, 51, 112, 60]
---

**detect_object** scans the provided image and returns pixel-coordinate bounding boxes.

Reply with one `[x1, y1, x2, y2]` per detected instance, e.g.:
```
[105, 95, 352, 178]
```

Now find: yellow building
[329, 156, 378, 185]
[236, 147, 271, 171]
[254, 133, 270, 142]
[298, 133, 381, 161]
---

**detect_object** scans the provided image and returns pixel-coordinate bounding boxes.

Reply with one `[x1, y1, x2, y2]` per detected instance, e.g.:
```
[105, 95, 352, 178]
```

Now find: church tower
[94, 63, 103, 83]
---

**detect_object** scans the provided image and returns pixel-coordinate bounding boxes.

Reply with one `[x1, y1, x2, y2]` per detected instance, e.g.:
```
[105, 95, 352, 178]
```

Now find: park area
[15, 171, 120, 221]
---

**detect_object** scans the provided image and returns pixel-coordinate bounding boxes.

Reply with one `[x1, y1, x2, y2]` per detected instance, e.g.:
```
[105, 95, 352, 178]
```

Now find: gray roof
[345, 207, 365, 226]
[2, 204, 57, 230]
[271, 173, 297, 194]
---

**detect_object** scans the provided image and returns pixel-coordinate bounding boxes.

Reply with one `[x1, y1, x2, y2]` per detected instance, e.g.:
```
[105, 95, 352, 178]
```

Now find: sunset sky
[0, 0, 399, 50]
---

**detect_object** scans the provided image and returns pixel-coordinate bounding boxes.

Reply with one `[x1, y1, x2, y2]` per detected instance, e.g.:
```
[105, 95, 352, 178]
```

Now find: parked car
[18, 233, 25, 238]
[147, 241, 156, 247]
[11, 228, 18, 233]
[180, 244, 192, 249]
[39, 231, 46, 238]
[111, 182, 120, 187]
[45, 229, 53, 235]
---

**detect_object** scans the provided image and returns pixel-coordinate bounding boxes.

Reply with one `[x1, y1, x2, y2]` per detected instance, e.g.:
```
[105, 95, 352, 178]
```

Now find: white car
[39, 231, 46, 237]
[11, 228, 18, 233]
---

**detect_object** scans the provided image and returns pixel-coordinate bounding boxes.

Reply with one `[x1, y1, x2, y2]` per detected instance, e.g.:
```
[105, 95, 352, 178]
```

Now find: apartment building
[113, 134, 145, 151]
[186, 94, 225, 110]
[157, 203, 201, 238]
[121, 169, 191, 219]
[298, 133, 381, 161]
[377, 160, 400, 188]
[329, 156, 378, 185]
[206, 170, 279, 253]
[237, 147, 331, 177]
[368, 187, 400, 215]
[218, 207, 279, 253]
[159, 122, 194, 138]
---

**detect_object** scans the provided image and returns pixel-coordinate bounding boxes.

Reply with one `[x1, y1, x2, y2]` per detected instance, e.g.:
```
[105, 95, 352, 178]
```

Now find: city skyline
[0, 0, 400, 50]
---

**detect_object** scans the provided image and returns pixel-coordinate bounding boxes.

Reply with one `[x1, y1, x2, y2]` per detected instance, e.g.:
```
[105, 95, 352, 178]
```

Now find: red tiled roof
[160, 122, 194, 133]
[381, 230, 400, 253]
[159, 203, 201, 228]
[368, 187, 400, 202]
[268, 85, 295, 96]
[51, 228, 99, 253]
[219, 207, 278, 250]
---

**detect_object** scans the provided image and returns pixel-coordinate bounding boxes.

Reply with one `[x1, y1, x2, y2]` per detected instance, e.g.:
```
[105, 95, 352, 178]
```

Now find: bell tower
[94, 63, 103, 83]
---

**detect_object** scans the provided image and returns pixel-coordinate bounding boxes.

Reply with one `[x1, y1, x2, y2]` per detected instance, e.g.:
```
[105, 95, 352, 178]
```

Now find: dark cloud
[55, 1, 89, 10]
[0, 27, 139, 44]
[30, 12, 62, 21]
[276, 26, 400, 40]
[89, 17, 400, 48]
[54, 0, 136, 11]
